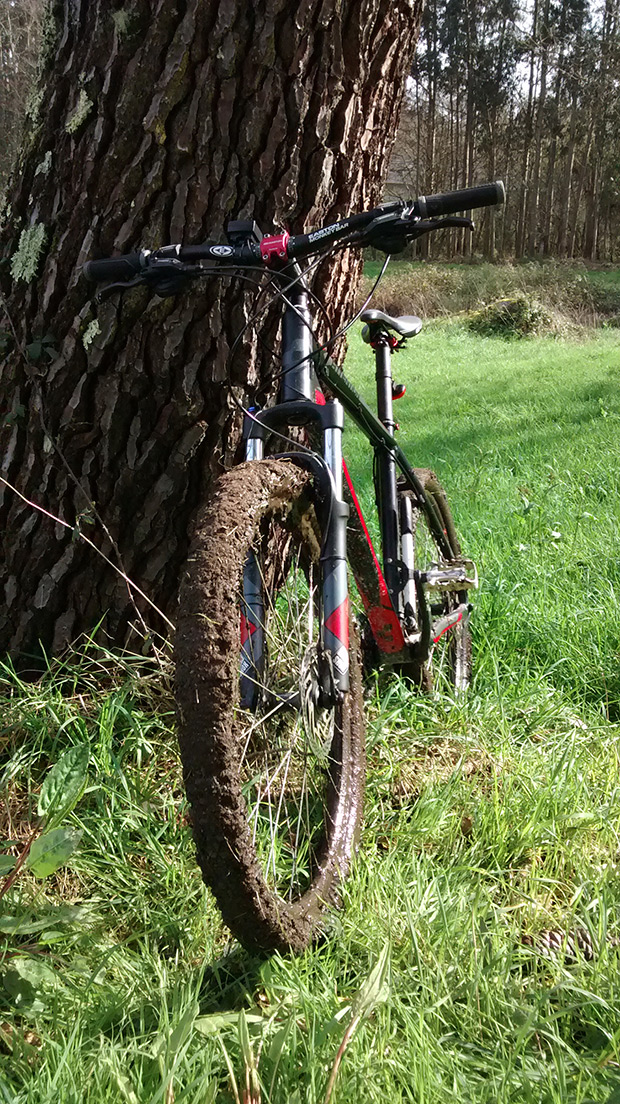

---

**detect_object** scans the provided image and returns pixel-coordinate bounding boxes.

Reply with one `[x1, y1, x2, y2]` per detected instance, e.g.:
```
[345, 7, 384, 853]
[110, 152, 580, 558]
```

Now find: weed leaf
[26, 827, 83, 877]
[195, 1012, 264, 1036]
[267, 1019, 293, 1066]
[38, 744, 89, 829]
[150, 1003, 198, 1061]
[2, 957, 59, 1011]
[239, 1008, 260, 1100]
[168, 1000, 199, 1053]
[0, 856, 15, 875]
[108, 1069, 139, 1104]
[351, 941, 390, 1022]
[0, 904, 86, 935]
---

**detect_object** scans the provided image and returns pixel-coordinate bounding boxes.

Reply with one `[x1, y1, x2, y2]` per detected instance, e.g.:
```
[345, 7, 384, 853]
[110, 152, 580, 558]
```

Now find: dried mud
[174, 460, 365, 953]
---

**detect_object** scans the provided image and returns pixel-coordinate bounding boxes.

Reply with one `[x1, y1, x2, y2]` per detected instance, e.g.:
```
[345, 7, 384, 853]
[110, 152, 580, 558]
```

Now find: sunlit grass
[344, 323, 620, 711]
[2, 322, 620, 1102]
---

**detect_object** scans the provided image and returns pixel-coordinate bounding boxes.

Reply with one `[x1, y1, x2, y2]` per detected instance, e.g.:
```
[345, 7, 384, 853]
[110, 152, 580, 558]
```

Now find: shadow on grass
[197, 944, 268, 1014]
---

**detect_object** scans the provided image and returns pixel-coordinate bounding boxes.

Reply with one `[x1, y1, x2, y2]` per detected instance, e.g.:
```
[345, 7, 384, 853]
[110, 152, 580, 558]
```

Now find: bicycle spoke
[234, 507, 333, 899]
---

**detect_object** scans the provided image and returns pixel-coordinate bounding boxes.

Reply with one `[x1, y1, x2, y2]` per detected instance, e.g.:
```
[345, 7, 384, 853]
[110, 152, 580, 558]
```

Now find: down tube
[322, 402, 350, 693]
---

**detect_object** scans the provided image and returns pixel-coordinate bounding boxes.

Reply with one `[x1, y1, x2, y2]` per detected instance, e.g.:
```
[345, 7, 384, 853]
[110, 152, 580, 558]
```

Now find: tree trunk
[569, 117, 595, 257]
[515, 0, 538, 258]
[0, 0, 422, 663]
[583, 160, 600, 259]
[421, 0, 438, 260]
[526, 0, 550, 256]
[461, 0, 476, 257]
[542, 20, 568, 256]
[557, 90, 578, 258]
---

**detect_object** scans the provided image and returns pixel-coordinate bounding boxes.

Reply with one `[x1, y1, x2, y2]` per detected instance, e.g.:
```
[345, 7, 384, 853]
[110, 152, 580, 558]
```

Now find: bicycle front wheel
[175, 460, 366, 953]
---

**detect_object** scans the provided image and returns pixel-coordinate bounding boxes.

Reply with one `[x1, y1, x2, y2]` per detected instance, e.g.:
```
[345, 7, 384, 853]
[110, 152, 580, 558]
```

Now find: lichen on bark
[10, 223, 47, 282]
[65, 88, 94, 133]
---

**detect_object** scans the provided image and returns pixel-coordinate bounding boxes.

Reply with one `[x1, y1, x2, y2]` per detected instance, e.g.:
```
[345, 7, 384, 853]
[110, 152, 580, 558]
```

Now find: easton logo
[308, 221, 349, 243]
[211, 245, 234, 257]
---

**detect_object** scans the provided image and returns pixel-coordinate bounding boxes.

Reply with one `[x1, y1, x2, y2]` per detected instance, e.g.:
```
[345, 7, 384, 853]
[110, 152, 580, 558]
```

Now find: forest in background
[394, 0, 620, 261]
[1, 0, 620, 262]
[0, 0, 40, 196]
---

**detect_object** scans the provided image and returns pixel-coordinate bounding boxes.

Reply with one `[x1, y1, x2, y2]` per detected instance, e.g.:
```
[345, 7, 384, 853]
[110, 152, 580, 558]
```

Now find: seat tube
[322, 400, 350, 693]
[374, 338, 401, 612]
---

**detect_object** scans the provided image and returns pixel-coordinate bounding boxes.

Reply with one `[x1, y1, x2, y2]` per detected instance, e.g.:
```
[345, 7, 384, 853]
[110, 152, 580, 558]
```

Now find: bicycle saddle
[360, 309, 423, 342]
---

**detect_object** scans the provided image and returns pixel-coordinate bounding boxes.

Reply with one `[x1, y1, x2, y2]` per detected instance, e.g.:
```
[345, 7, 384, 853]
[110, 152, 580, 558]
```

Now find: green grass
[2, 322, 620, 1102]
[583, 268, 620, 290]
[361, 260, 620, 329]
[344, 323, 620, 711]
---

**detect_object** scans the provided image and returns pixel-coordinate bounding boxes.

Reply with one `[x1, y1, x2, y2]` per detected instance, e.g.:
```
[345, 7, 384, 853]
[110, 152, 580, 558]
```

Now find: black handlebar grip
[417, 181, 505, 218]
[83, 253, 145, 282]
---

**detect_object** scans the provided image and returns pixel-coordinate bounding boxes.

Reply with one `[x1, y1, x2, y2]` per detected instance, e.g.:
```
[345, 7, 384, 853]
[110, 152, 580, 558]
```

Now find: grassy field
[2, 316, 620, 1102]
[361, 259, 620, 329]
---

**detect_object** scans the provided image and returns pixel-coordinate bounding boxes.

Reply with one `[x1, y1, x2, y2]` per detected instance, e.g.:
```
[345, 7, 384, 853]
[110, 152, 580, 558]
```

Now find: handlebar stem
[260, 232, 290, 265]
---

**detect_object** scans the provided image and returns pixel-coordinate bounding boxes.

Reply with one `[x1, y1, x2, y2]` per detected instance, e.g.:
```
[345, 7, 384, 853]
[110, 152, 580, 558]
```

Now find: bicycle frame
[239, 263, 451, 699]
[84, 182, 501, 707]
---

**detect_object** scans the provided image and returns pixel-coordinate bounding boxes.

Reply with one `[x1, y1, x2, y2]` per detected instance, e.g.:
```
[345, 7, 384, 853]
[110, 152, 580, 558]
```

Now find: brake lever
[143, 258, 201, 297]
[435, 216, 475, 230]
[95, 262, 199, 302]
[407, 216, 475, 239]
[96, 276, 144, 302]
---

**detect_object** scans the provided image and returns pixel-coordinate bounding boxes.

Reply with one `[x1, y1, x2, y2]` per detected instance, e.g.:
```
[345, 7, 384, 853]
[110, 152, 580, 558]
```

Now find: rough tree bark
[0, 0, 422, 662]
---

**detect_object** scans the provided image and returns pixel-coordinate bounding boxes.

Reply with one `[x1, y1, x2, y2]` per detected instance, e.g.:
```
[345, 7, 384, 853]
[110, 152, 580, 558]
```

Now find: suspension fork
[321, 401, 350, 694]
[240, 283, 350, 701]
[239, 412, 265, 710]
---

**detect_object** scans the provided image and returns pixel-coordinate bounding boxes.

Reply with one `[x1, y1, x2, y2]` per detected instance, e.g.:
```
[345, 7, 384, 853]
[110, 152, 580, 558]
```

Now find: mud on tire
[175, 460, 366, 953]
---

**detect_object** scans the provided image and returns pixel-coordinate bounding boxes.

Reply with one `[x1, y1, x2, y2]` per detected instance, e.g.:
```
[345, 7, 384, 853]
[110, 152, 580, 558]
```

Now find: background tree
[0, 0, 42, 196]
[389, 0, 620, 260]
[0, 0, 423, 663]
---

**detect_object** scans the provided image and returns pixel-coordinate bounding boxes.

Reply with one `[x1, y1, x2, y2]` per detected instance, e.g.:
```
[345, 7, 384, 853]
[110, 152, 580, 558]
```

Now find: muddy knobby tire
[175, 460, 366, 953]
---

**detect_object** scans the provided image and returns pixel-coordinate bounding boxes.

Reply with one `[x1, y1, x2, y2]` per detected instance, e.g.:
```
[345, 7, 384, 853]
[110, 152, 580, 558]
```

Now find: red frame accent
[342, 460, 406, 654]
[325, 599, 350, 647]
[240, 612, 257, 646]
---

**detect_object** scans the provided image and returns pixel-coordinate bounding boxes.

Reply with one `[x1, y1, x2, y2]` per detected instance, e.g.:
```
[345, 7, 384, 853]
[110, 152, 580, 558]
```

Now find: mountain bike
[85, 180, 505, 953]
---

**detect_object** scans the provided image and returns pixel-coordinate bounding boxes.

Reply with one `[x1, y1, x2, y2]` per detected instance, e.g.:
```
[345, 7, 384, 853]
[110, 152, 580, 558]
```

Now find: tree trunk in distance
[0, 0, 422, 664]
[526, 0, 550, 256]
[515, 0, 538, 257]
[556, 92, 578, 258]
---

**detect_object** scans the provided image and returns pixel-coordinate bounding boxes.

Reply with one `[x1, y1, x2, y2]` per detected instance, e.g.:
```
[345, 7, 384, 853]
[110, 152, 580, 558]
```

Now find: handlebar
[84, 181, 505, 289]
[416, 181, 505, 219]
[83, 253, 147, 281]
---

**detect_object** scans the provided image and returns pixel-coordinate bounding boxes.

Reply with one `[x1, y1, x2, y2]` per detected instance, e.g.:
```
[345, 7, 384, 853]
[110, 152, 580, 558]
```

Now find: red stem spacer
[260, 231, 290, 265]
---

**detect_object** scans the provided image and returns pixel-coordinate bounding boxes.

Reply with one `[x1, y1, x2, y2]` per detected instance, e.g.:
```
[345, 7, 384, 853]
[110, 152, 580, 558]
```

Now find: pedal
[418, 558, 478, 592]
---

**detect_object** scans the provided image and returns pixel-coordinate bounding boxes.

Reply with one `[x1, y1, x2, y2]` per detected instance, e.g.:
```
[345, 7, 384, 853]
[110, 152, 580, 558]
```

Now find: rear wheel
[175, 460, 366, 953]
[401, 469, 473, 693]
